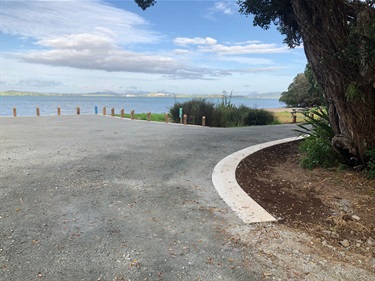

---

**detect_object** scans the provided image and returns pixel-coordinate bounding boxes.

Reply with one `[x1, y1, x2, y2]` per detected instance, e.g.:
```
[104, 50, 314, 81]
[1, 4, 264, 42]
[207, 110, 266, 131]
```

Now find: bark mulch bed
[236, 140, 375, 271]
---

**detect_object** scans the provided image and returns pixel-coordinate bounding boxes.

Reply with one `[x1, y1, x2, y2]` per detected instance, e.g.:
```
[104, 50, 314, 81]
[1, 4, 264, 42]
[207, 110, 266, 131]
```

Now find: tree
[280, 73, 310, 107]
[280, 65, 325, 107]
[134, 0, 375, 165]
[238, 0, 375, 165]
[304, 64, 325, 107]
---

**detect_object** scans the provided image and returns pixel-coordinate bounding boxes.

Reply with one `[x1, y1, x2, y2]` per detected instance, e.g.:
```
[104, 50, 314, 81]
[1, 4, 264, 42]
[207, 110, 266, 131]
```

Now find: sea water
[0, 95, 285, 117]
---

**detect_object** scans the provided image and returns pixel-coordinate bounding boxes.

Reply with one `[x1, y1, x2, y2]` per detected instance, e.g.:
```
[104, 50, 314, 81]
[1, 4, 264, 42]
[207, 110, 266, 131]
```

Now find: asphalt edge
[212, 136, 304, 224]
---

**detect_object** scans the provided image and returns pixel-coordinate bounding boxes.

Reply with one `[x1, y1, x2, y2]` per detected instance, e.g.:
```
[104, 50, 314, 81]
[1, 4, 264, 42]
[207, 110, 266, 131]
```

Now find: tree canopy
[280, 64, 324, 107]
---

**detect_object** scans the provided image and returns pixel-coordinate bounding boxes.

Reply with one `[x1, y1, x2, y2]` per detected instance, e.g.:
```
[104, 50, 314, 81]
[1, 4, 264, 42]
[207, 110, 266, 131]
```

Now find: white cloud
[213, 2, 235, 15]
[219, 56, 274, 65]
[0, 0, 160, 44]
[173, 36, 289, 55]
[199, 42, 290, 55]
[205, 1, 237, 19]
[174, 49, 190, 55]
[173, 37, 217, 46]
[15, 33, 229, 80]
[230, 67, 286, 73]
[36, 33, 117, 50]
[18, 79, 62, 88]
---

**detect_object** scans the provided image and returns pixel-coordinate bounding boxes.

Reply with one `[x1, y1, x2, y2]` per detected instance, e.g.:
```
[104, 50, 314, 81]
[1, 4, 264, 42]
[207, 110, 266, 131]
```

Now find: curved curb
[212, 136, 304, 224]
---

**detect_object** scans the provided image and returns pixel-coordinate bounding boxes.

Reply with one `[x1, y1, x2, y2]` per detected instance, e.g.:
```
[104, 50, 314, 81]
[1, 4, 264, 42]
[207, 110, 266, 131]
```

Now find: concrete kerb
[212, 136, 304, 224]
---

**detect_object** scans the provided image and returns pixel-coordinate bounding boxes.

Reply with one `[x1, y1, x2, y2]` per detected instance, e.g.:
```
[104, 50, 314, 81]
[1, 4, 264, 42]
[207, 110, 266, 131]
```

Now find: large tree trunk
[291, 0, 375, 164]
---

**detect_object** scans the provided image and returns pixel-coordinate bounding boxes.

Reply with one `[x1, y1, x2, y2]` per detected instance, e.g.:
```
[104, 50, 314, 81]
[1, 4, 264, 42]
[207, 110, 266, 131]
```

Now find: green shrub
[296, 107, 343, 169]
[295, 107, 334, 139]
[211, 105, 276, 127]
[169, 98, 215, 125]
[365, 148, 375, 179]
[244, 108, 275, 126]
[169, 99, 276, 127]
[299, 131, 340, 170]
[212, 107, 242, 127]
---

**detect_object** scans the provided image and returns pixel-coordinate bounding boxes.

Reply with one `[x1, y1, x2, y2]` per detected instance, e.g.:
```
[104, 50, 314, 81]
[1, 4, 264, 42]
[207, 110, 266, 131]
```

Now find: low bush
[170, 98, 215, 125]
[296, 107, 342, 169]
[169, 99, 276, 127]
[365, 148, 375, 179]
[299, 129, 340, 169]
[244, 107, 275, 126]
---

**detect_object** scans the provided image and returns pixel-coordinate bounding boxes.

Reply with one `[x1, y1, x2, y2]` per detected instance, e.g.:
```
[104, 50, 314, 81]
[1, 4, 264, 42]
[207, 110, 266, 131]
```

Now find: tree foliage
[134, 0, 156, 10]
[280, 64, 324, 107]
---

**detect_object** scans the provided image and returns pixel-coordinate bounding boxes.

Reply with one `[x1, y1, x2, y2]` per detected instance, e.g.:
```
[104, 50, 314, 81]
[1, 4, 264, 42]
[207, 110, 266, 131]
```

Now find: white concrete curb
[212, 136, 304, 224]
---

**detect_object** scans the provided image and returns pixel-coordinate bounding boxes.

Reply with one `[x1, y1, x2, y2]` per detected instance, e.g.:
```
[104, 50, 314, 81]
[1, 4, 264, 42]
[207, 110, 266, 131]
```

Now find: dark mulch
[236, 140, 375, 270]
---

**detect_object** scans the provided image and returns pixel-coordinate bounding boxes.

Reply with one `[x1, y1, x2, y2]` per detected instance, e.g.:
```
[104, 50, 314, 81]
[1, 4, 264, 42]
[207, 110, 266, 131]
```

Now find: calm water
[0, 95, 285, 117]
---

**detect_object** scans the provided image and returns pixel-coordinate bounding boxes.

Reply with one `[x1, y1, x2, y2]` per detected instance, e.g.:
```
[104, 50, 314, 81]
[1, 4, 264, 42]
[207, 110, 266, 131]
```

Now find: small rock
[340, 240, 350, 247]
[331, 232, 340, 239]
[352, 215, 360, 221]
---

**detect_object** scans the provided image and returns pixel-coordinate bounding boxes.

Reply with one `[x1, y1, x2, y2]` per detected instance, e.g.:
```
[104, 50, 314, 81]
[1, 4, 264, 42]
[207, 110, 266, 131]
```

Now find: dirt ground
[236, 140, 375, 273]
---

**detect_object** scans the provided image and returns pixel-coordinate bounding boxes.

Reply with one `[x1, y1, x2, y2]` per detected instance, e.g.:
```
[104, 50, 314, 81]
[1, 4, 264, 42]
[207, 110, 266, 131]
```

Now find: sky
[0, 0, 307, 96]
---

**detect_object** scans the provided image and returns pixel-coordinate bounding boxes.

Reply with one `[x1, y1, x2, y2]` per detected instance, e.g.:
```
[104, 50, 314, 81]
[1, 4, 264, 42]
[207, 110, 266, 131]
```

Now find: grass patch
[114, 113, 166, 122]
[113, 110, 305, 125]
[273, 110, 305, 123]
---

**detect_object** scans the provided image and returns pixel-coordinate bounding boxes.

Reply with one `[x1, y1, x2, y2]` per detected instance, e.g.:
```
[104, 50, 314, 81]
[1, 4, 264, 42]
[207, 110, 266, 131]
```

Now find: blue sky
[0, 0, 307, 95]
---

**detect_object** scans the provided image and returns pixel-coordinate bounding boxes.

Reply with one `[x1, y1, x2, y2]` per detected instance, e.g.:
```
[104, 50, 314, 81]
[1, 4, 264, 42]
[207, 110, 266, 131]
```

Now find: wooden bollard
[103, 107, 106, 116]
[147, 112, 151, 121]
[164, 113, 169, 123]
[131, 110, 135, 120]
[57, 107, 61, 116]
[76, 107, 80, 115]
[111, 108, 115, 117]
[202, 116, 206, 127]
[183, 114, 187, 125]
[13, 107, 17, 117]
[121, 109, 124, 118]
[291, 109, 297, 123]
[36, 107, 40, 116]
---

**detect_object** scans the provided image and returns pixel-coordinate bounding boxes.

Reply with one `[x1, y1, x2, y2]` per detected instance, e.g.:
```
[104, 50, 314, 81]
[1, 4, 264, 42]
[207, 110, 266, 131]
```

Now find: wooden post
[183, 114, 187, 125]
[131, 110, 135, 120]
[76, 107, 80, 115]
[165, 113, 169, 123]
[13, 107, 17, 117]
[310, 113, 314, 119]
[103, 107, 106, 116]
[147, 112, 151, 121]
[57, 107, 61, 116]
[291, 109, 297, 123]
[111, 108, 115, 117]
[202, 116, 206, 127]
[36, 107, 40, 116]
[121, 109, 124, 118]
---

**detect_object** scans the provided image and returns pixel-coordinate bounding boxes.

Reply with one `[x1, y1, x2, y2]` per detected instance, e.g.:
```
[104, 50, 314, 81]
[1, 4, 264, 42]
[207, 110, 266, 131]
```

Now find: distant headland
[0, 90, 281, 100]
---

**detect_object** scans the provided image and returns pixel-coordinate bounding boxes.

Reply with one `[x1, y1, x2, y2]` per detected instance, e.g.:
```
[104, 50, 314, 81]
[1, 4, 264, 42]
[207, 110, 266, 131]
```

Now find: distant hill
[246, 92, 281, 99]
[1, 90, 281, 99]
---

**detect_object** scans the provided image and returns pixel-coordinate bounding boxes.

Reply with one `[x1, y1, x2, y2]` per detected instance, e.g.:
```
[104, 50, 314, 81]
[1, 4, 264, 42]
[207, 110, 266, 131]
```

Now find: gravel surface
[1, 115, 373, 280]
